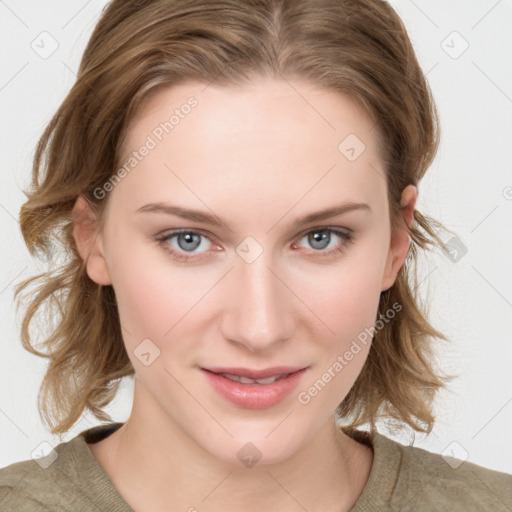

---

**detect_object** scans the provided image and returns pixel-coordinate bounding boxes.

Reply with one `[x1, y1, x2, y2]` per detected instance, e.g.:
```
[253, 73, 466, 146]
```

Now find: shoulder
[0, 454, 62, 511]
[0, 422, 128, 512]
[376, 432, 512, 511]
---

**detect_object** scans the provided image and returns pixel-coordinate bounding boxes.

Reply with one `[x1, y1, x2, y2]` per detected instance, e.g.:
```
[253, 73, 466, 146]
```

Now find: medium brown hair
[15, 0, 455, 435]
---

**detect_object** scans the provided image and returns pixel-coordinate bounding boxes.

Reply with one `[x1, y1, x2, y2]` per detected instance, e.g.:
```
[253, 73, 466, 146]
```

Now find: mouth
[201, 366, 308, 409]
[203, 365, 306, 381]
[212, 372, 289, 384]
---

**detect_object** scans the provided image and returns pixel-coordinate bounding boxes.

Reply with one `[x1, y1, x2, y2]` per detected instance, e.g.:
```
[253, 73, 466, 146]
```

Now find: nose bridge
[224, 249, 292, 352]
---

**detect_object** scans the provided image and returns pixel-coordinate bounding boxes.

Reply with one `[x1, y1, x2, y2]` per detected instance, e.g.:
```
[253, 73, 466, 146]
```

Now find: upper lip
[202, 366, 307, 379]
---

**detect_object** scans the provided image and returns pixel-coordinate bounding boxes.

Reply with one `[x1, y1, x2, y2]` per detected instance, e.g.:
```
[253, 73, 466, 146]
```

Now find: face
[75, 77, 413, 466]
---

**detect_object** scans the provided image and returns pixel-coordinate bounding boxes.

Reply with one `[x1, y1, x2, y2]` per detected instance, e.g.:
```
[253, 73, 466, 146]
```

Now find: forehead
[125, 77, 379, 155]
[112, 77, 387, 222]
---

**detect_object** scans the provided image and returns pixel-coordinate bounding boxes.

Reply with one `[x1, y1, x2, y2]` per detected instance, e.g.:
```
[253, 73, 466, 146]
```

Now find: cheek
[105, 236, 190, 340]
[295, 264, 383, 408]
[296, 247, 387, 345]
[106, 240, 225, 369]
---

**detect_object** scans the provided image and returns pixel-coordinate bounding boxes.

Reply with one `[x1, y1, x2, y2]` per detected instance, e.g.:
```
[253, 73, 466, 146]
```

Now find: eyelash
[154, 227, 354, 262]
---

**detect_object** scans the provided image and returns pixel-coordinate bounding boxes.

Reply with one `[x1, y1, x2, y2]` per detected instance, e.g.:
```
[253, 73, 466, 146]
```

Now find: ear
[380, 184, 417, 292]
[72, 195, 112, 286]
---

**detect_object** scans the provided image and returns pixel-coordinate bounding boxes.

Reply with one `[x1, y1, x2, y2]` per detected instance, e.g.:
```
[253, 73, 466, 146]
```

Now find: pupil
[179, 233, 200, 251]
[310, 231, 328, 250]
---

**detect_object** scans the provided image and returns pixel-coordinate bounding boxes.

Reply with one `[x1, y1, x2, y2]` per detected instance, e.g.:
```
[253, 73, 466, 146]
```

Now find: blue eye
[294, 228, 353, 257]
[155, 227, 354, 262]
[155, 230, 212, 261]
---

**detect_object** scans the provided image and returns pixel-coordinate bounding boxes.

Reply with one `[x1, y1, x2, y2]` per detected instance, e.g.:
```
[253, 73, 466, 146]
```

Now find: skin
[72, 77, 416, 512]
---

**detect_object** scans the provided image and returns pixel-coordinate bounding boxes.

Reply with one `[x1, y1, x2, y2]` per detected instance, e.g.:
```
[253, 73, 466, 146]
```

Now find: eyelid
[155, 225, 354, 261]
[292, 226, 354, 253]
[158, 228, 220, 250]
[157, 224, 352, 240]
[296, 224, 352, 238]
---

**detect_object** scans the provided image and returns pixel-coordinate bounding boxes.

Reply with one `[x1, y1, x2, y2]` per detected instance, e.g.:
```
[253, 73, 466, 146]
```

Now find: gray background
[1, 0, 511, 474]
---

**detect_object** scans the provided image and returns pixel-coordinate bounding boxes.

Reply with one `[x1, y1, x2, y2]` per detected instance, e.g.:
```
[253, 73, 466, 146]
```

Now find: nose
[221, 252, 294, 353]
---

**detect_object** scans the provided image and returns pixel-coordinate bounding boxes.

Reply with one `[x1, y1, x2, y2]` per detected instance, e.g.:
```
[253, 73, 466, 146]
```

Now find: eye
[294, 227, 354, 258]
[155, 229, 215, 262]
[155, 227, 354, 262]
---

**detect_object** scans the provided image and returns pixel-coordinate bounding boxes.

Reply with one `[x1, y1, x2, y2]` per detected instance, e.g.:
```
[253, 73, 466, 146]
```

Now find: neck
[88, 382, 373, 512]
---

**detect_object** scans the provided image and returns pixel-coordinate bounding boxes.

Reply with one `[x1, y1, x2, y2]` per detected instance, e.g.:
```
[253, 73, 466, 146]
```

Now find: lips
[203, 366, 306, 380]
[201, 366, 308, 409]
[216, 372, 288, 384]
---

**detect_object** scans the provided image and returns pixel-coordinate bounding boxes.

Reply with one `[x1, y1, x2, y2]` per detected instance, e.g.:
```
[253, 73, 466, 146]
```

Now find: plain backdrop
[1, 0, 511, 474]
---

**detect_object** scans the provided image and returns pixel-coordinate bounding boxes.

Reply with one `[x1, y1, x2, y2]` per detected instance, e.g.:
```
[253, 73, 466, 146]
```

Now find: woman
[1, 0, 511, 510]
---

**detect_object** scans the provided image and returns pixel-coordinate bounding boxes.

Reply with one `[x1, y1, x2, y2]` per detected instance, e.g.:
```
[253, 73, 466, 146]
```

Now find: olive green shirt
[1, 422, 511, 511]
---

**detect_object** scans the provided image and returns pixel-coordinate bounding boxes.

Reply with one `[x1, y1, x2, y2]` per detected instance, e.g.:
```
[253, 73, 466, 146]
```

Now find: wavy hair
[15, 0, 455, 435]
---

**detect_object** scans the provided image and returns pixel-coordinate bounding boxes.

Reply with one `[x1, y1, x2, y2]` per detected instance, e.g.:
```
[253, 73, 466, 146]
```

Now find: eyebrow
[136, 201, 371, 229]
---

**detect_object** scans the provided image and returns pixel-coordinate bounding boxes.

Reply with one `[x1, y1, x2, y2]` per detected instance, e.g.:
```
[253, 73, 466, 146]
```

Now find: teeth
[219, 372, 286, 384]
[254, 375, 281, 384]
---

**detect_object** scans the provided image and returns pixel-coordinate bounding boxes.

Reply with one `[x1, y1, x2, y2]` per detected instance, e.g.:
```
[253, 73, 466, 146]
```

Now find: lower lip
[202, 368, 307, 409]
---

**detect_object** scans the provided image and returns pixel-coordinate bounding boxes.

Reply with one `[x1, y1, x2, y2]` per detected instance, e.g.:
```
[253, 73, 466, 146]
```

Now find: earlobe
[72, 196, 112, 286]
[380, 185, 417, 292]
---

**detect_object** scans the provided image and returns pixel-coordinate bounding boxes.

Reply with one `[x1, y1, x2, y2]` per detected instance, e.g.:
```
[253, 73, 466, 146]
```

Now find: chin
[193, 423, 304, 468]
